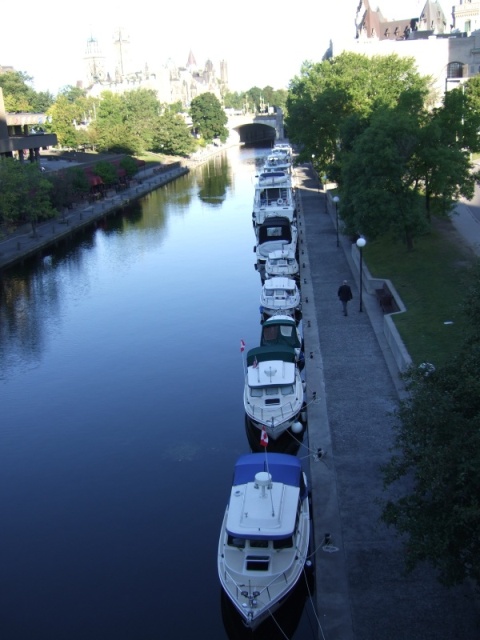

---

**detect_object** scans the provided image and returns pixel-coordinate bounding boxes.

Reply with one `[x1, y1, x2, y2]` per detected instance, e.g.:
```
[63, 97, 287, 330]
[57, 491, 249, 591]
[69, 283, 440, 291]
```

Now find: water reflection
[197, 154, 232, 205]
[0, 188, 173, 379]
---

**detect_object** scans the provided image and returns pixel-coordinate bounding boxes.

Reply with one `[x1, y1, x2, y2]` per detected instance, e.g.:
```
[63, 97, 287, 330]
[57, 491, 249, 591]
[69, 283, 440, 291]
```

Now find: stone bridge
[226, 110, 284, 145]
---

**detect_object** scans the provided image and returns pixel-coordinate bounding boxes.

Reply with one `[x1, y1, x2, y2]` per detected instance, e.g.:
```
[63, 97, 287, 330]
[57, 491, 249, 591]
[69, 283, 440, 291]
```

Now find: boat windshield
[250, 384, 295, 397]
[227, 536, 293, 549]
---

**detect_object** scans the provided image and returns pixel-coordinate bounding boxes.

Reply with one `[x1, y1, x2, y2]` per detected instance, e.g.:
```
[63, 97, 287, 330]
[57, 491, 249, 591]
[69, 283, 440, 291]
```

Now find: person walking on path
[338, 280, 353, 316]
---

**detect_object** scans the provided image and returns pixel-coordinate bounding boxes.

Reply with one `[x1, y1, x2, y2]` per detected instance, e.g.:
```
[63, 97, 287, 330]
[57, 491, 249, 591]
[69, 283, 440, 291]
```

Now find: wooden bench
[375, 283, 398, 313]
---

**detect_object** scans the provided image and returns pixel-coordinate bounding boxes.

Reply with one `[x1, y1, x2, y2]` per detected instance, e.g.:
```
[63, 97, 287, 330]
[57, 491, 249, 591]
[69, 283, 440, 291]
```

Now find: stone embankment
[0, 163, 189, 271]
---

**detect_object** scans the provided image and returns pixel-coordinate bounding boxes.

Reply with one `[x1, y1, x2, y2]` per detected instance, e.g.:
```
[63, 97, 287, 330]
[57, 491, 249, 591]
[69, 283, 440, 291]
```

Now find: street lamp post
[333, 196, 340, 247]
[356, 237, 367, 312]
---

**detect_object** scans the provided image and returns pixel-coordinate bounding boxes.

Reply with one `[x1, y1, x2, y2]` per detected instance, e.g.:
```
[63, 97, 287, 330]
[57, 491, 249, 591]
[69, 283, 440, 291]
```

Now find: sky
[0, 0, 452, 95]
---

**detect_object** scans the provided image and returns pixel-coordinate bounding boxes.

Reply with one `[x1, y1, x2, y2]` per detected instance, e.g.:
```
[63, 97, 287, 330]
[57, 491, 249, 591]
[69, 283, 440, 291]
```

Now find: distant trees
[381, 263, 480, 588]
[224, 86, 288, 113]
[190, 92, 228, 143]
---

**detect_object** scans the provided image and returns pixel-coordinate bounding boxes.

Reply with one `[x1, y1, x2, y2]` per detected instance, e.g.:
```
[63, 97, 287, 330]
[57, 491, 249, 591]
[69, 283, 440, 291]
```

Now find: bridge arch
[226, 109, 284, 145]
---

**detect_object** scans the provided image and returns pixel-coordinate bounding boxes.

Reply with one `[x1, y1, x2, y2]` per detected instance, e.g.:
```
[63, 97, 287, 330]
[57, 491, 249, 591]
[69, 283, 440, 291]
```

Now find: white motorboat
[273, 142, 293, 157]
[243, 345, 305, 439]
[252, 172, 296, 226]
[260, 314, 304, 363]
[265, 248, 299, 280]
[218, 452, 311, 629]
[262, 153, 292, 176]
[260, 277, 301, 320]
[254, 217, 298, 266]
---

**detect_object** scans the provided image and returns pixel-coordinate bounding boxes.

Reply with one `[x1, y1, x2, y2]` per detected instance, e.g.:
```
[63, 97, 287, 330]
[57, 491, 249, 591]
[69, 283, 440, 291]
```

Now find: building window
[447, 62, 464, 78]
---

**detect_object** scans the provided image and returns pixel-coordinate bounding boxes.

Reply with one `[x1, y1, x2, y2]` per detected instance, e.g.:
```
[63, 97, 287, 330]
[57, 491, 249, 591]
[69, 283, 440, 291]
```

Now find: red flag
[260, 428, 269, 447]
[240, 339, 245, 353]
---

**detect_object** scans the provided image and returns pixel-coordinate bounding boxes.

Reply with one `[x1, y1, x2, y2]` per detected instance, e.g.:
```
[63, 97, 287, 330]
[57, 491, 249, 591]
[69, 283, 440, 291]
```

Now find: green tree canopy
[0, 159, 54, 232]
[0, 70, 37, 112]
[190, 92, 228, 143]
[152, 112, 195, 156]
[340, 105, 427, 249]
[286, 52, 430, 170]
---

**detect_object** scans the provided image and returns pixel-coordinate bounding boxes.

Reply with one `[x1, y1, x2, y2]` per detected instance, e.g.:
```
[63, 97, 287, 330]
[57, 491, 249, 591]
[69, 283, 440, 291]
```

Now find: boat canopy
[246, 345, 296, 366]
[261, 318, 301, 349]
[232, 453, 302, 488]
[227, 454, 305, 537]
[257, 218, 293, 244]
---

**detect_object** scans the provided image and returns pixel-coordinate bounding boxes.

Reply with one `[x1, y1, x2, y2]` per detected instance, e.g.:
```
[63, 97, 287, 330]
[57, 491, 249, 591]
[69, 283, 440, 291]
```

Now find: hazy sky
[0, 0, 451, 94]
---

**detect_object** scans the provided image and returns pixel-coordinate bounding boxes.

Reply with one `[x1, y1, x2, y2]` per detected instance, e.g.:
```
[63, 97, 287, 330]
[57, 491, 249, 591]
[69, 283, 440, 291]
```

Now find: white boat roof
[226, 480, 299, 539]
[267, 249, 297, 261]
[256, 172, 292, 187]
[247, 358, 296, 387]
[262, 276, 297, 289]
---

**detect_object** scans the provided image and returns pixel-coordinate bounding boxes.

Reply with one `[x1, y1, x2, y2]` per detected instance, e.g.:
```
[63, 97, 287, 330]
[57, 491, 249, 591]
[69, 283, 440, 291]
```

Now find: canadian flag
[240, 339, 245, 353]
[260, 428, 269, 447]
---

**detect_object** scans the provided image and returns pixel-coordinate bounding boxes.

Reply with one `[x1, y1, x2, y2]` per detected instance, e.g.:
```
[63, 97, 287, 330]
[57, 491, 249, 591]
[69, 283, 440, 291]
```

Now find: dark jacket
[338, 284, 353, 302]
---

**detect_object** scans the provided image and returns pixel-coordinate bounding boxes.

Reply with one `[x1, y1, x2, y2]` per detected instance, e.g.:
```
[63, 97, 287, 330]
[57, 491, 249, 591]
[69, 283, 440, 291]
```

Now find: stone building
[336, 0, 480, 100]
[82, 32, 228, 107]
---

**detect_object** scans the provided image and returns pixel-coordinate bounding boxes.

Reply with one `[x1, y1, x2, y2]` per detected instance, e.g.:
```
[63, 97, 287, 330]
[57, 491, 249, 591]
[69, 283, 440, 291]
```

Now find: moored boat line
[219, 141, 314, 631]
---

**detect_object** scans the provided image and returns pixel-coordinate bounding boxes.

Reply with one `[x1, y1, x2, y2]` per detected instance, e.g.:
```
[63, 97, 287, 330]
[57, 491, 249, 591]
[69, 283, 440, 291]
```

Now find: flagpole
[240, 339, 246, 376]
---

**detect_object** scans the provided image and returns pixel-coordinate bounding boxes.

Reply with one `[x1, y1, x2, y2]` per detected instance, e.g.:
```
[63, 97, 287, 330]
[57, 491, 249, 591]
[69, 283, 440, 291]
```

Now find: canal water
[0, 147, 318, 640]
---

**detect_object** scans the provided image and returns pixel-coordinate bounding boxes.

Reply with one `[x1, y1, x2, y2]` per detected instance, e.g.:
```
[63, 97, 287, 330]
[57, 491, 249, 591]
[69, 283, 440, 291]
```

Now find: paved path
[297, 163, 480, 640]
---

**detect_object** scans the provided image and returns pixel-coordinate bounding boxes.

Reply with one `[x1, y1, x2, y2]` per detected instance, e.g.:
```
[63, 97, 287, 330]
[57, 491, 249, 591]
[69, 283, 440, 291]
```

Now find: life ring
[277, 198, 284, 205]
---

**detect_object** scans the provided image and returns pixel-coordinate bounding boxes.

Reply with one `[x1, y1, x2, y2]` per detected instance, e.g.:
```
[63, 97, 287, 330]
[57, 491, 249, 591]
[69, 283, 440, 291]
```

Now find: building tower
[113, 28, 131, 81]
[84, 35, 106, 86]
[220, 59, 228, 86]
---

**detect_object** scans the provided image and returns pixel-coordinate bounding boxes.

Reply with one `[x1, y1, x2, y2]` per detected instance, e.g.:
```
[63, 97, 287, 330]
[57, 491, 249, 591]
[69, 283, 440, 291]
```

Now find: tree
[190, 92, 228, 143]
[32, 90, 55, 112]
[46, 95, 80, 148]
[340, 105, 428, 249]
[286, 53, 430, 171]
[89, 91, 135, 153]
[94, 161, 118, 187]
[381, 264, 480, 588]
[0, 70, 37, 112]
[120, 156, 140, 179]
[152, 112, 196, 156]
[58, 85, 87, 103]
[223, 90, 244, 110]
[21, 164, 55, 234]
[0, 159, 54, 232]
[123, 88, 161, 151]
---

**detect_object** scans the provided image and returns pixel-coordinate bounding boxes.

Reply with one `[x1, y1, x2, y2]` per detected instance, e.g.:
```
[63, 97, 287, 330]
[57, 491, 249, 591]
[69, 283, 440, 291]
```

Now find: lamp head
[356, 237, 367, 249]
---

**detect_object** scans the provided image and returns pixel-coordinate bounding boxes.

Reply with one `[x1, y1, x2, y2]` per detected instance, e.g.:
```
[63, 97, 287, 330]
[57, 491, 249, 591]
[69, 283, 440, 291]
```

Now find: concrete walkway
[297, 163, 480, 640]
